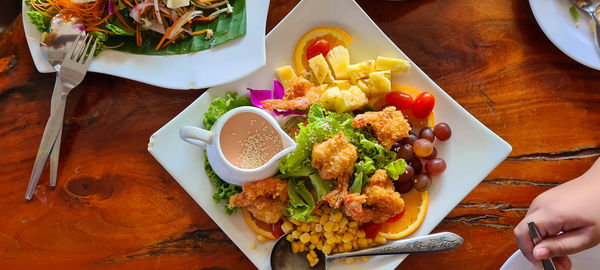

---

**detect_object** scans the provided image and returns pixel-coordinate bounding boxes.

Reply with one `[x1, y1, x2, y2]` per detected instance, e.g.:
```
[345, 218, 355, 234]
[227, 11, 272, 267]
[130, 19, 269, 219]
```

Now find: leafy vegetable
[286, 179, 316, 222]
[349, 156, 375, 194]
[384, 159, 407, 181]
[204, 153, 242, 214]
[105, 21, 134, 36]
[203, 92, 252, 130]
[202, 92, 251, 214]
[309, 174, 332, 201]
[26, 11, 50, 33]
[569, 6, 579, 20]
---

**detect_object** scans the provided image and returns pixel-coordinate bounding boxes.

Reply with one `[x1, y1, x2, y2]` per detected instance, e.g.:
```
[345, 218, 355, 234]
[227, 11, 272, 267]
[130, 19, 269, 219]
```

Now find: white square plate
[22, 0, 270, 89]
[148, 0, 512, 269]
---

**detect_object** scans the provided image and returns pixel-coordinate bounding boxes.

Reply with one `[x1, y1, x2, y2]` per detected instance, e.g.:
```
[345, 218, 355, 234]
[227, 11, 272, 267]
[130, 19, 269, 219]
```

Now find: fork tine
[72, 34, 90, 62]
[77, 35, 94, 63]
[66, 32, 84, 60]
[83, 39, 98, 66]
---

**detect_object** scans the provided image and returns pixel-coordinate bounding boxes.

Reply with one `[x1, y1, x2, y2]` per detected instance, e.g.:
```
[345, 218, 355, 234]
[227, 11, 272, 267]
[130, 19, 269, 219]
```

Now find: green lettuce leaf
[26, 11, 50, 33]
[349, 156, 375, 193]
[202, 92, 251, 214]
[203, 92, 252, 130]
[105, 21, 134, 36]
[385, 159, 407, 181]
[308, 174, 332, 201]
[285, 179, 316, 222]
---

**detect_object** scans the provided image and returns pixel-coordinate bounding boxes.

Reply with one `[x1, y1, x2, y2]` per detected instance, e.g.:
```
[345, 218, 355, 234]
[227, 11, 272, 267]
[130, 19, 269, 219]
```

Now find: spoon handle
[327, 232, 463, 262]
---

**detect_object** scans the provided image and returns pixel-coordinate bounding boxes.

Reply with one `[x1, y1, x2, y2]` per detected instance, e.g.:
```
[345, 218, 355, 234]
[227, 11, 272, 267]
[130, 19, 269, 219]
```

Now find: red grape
[414, 174, 431, 191]
[397, 165, 414, 183]
[419, 127, 435, 143]
[434, 122, 452, 141]
[425, 158, 446, 175]
[413, 139, 433, 157]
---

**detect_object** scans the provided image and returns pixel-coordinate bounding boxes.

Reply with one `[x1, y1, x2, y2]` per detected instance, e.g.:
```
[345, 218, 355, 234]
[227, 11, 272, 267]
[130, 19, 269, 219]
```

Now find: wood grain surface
[1, 0, 599, 269]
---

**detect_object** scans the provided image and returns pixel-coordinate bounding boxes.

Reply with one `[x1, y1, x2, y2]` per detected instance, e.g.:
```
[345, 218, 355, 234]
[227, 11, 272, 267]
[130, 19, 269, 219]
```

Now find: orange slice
[391, 85, 435, 129]
[293, 27, 353, 75]
[378, 188, 428, 239]
[241, 208, 275, 240]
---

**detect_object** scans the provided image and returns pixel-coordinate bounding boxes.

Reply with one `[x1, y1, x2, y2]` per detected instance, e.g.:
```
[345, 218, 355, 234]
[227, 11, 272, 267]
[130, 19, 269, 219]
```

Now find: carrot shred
[135, 23, 142, 47]
[189, 29, 208, 36]
[121, 0, 135, 8]
[102, 42, 125, 49]
[161, 35, 180, 49]
[155, 13, 193, 51]
[113, 7, 136, 33]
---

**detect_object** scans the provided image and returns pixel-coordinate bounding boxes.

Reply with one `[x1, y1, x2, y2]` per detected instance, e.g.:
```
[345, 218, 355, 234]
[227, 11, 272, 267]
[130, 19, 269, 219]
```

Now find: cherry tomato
[385, 92, 414, 110]
[386, 208, 406, 223]
[271, 219, 284, 239]
[413, 92, 435, 118]
[306, 39, 331, 60]
[362, 222, 382, 238]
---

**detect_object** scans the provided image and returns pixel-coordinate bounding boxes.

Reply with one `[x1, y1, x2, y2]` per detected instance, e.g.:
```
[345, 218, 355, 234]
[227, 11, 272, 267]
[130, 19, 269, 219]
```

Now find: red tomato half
[306, 39, 331, 60]
[362, 222, 382, 239]
[413, 92, 435, 118]
[385, 92, 414, 111]
[386, 208, 406, 223]
[271, 219, 284, 239]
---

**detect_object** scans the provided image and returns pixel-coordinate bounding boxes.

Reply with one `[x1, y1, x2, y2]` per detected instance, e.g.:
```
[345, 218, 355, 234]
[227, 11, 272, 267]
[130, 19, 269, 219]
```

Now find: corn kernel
[251, 243, 257, 249]
[367, 238, 374, 245]
[331, 211, 343, 222]
[314, 223, 323, 232]
[375, 235, 387, 244]
[348, 221, 358, 228]
[309, 249, 317, 258]
[323, 244, 333, 255]
[282, 220, 294, 233]
[309, 244, 316, 250]
[333, 223, 340, 232]
[310, 234, 320, 244]
[324, 221, 334, 232]
[291, 219, 301, 225]
[352, 240, 358, 249]
[324, 231, 334, 239]
[348, 228, 357, 235]
[335, 235, 342, 243]
[301, 223, 311, 232]
[343, 242, 352, 251]
[292, 230, 301, 239]
[326, 237, 336, 245]
[300, 232, 311, 244]
[310, 258, 319, 267]
[319, 214, 329, 225]
[340, 217, 349, 228]
[257, 235, 267, 242]
[345, 258, 354, 264]
[292, 241, 300, 253]
[342, 233, 353, 243]
[361, 256, 369, 262]
[299, 243, 306, 253]
[306, 253, 313, 262]
[357, 230, 366, 238]
[358, 239, 368, 248]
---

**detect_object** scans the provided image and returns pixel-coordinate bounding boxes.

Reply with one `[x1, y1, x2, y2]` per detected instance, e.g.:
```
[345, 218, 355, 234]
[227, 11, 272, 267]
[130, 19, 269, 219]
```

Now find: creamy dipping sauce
[220, 112, 284, 169]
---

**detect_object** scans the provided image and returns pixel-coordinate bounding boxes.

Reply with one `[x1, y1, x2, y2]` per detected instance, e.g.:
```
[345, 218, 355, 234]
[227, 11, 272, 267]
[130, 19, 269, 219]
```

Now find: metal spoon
[39, 15, 83, 187]
[270, 232, 463, 270]
[572, 0, 600, 56]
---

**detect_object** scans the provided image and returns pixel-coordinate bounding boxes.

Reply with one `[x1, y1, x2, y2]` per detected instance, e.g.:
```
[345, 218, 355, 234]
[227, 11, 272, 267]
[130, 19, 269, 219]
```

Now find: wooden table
[1, 0, 599, 269]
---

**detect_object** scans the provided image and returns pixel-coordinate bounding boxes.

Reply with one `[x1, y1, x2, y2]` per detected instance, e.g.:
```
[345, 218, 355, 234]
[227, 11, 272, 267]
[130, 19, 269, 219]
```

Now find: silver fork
[25, 33, 97, 200]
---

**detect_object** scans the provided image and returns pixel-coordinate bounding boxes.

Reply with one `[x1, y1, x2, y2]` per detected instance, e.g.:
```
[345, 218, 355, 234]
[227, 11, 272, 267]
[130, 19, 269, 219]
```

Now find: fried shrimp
[352, 106, 411, 149]
[261, 77, 326, 111]
[311, 131, 358, 208]
[229, 178, 288, 224]
[343, 169, 405, 223]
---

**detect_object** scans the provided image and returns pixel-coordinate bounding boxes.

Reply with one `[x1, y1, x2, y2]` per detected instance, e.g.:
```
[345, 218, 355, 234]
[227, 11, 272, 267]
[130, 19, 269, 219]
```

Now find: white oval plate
[529, 0, 600, 70]
[21, 0, 269, 90]
[501, 244, 600, 270]
[148, 0, 512, 269]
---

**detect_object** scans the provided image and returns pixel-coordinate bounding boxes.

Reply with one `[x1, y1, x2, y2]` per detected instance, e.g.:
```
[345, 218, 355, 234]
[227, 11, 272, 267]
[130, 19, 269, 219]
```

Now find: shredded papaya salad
[25, 0, 246, 55]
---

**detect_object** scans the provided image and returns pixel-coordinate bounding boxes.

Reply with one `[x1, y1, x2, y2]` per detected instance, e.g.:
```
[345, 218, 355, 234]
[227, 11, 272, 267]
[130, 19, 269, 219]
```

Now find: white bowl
[148, 0, 512, 269]
[501, 244, 600, 270]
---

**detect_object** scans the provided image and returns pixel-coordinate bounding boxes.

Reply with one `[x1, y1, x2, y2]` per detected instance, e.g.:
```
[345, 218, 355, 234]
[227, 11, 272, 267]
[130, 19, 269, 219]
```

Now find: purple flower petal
[248, 88, 272, 108]
[273, 80, 285, 100]
[108, 0, 115, 15]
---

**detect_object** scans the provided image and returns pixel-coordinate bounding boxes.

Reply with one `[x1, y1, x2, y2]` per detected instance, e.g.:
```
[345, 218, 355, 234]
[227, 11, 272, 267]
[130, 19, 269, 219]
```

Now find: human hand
[513, 158, 600, 270]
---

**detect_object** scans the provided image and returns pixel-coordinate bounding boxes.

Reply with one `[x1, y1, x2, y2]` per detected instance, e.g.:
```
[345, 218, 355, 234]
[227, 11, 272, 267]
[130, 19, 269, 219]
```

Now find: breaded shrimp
[261, 77, 326, 111]
[311, 132, 358, 208]
[352, 106, 411, 149]
[311, 131, 358, 180]
[229, 178, 288, 224]
[343, 169, 405, 223]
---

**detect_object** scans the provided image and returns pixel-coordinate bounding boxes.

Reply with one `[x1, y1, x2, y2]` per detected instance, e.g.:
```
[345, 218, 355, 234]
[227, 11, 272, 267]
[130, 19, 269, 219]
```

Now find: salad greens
[286, 178, 317, 222]
[203, 92, 251, 214]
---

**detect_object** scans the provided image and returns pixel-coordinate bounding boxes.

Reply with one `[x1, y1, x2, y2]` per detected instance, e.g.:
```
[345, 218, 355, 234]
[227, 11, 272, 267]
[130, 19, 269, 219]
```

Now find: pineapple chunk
[308, 54, 335, 85]
[347, 60, 375, 83]
[375, 56, 411, 73]
[319, 86, 343, 111]
[335, 86, 368, 112]
[334, 80, 351, 90]
[275, 65, 297, 90]
[355, 79, 372, 97]
[368, 71, 391, 97]
[326, 46, 350, 80]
